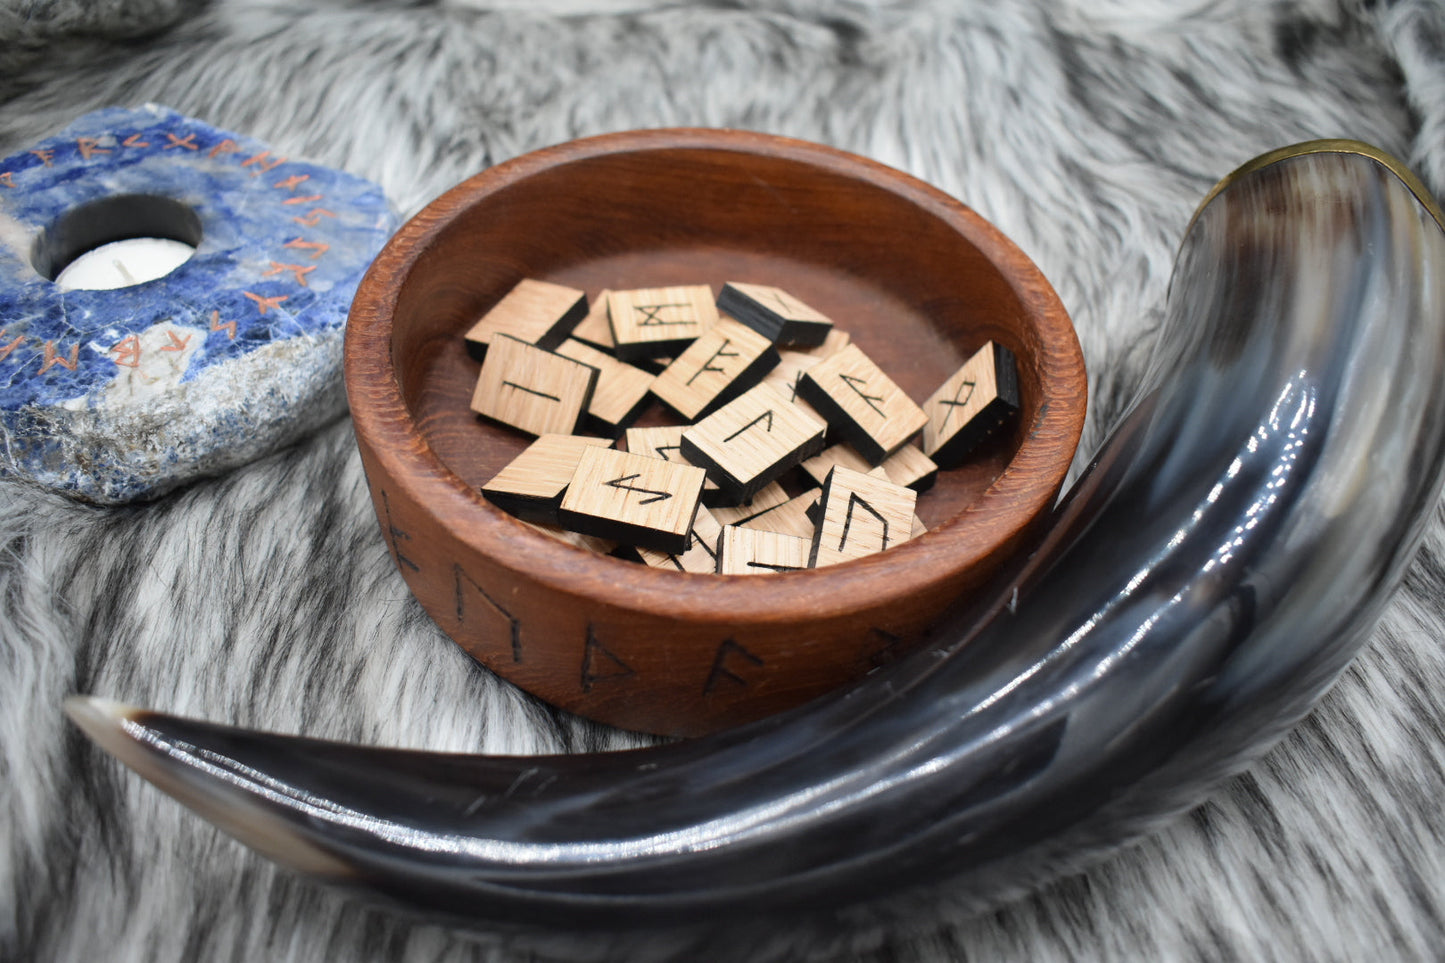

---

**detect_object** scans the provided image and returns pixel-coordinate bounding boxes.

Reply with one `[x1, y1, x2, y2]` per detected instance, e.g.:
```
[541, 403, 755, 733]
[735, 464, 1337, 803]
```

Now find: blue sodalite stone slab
[0, 104, 397, 503]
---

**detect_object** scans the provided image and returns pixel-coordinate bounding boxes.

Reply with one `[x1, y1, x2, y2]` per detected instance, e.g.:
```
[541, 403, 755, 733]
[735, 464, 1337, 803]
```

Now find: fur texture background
[3, 0, 1445, 959]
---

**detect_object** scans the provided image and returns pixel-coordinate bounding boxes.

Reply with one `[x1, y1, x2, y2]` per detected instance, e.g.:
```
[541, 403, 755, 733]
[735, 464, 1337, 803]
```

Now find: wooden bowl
[345, 129, 1086, 737]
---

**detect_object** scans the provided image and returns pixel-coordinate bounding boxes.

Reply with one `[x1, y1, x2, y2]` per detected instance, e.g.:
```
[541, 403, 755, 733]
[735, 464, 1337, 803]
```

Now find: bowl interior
[389, 139, 1048, 534]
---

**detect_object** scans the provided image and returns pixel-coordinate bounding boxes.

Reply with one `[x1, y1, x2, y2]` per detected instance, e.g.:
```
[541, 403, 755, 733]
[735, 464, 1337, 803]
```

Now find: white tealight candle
[54, 237, 196, 291]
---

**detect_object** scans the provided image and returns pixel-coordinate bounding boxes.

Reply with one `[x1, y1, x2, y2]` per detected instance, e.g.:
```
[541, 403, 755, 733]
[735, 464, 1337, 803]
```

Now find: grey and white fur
[4, 1, 1445, 960]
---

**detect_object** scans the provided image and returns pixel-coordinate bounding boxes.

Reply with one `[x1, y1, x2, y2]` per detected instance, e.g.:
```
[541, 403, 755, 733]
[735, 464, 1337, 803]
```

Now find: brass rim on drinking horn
[1188, 138, 1445, 234]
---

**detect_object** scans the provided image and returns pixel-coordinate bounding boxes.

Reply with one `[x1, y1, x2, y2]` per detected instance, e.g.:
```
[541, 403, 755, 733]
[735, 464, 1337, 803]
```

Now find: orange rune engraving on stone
[208, 138, 241, 159]
[241, 150, 286, 174]
[40, 342, 79, 374]
[163, 133, 199, 150]
[111, 335, 142, 368]
[244, 292, 289, 315]
[161, 330, 191, 352]
[122, 133, 151, 148]
[283, 238, 329, 259]
[281, 193, 324, 206]
[0, 172, 13, 189]
[273, 173, 310, 192]
[210, 310, 237, 340]
[0, 331, 24, 361]
[291, 209, 336, 227]
[76, 137, 110, 161]
[263, 262, 316, 287]
[29, 149, 53, 167]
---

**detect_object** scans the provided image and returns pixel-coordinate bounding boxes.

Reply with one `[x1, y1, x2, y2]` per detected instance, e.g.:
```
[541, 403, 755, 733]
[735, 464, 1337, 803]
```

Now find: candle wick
[112, 258, 136, 286]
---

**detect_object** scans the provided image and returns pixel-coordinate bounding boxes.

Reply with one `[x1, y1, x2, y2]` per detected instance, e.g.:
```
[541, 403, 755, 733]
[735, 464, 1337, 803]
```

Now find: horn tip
[63, 695, 155, 767]
[64, 694, 142, 737]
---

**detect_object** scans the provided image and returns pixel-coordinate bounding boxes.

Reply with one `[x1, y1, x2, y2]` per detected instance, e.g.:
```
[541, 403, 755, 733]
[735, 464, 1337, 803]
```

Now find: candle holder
[0, 104, 396, 503]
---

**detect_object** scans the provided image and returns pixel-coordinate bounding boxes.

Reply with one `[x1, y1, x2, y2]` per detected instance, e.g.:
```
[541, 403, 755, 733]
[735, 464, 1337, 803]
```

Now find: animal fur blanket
[4, 1, 1445, 960]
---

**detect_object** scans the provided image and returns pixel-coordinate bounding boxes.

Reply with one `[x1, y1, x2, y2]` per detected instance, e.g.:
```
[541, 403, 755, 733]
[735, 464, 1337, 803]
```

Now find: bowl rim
[346, 126, 1086, 627]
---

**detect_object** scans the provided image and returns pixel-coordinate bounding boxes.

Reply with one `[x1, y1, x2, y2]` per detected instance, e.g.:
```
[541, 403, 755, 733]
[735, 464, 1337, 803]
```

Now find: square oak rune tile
[523, 519, 617, 555]
[469, 335, 599, 437]
[921, 340, 1021, 467]
[800, 441, 938, 492]
[718, 525, 812, 574]
[681, 382, 827, 502]
[606, 285, 719, 361]
[558, 445, 706, 554]
[651, 316, 778, 421]
[569, 288, 616, 349]
[481, 433, 612, 524]
[718, 281, 834, 347]
[554, 338, 655, 434]
[463, 278, 587, 358]
[809, 465, 918, 568]
[738, 489, 820, 539]
[796, 342, 928, 464]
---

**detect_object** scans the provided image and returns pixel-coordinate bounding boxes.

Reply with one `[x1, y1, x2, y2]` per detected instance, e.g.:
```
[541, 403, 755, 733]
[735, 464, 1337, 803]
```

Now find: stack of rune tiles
[465, 278, 1019, 573]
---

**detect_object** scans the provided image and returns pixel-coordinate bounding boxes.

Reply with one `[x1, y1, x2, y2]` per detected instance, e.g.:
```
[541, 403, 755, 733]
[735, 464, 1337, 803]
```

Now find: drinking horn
[67, 141, 1445, 937]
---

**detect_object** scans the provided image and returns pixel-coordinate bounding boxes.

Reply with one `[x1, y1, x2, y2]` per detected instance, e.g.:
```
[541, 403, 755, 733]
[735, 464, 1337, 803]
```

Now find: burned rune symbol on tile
[839, 492, 889, 551]
[692, 528, 719, 564]
[746, 559, 801, 573]
[840, 373, 886, 417]
[724, 410, 773, 443]
[938, 380, 977, 427]
[634, 303, 691, 326]
[703, 639, 764, 694]
[762, 288, 798, 314]
[686, 338, 740, 385]
[664, 527, 717, 570]
[604, 473, 672, 505]
[652, 443, 683, 462]
[501, 381, 560, 402]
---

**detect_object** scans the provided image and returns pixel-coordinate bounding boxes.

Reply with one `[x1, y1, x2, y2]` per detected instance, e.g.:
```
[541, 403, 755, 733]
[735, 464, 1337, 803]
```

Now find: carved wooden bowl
[345, 129, 1086, 737]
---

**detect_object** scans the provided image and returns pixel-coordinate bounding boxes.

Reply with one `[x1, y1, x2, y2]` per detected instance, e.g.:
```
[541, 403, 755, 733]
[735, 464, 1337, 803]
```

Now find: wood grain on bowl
[345, 128, 1085, 736]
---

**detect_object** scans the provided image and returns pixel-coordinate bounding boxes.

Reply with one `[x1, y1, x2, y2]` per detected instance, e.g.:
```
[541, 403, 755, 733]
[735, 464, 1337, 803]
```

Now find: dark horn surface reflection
[66, 142, 1445, 938]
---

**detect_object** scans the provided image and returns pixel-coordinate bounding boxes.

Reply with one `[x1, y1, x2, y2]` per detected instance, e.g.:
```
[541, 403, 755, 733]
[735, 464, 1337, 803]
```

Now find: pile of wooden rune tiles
[466, 279, 1019, 574]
